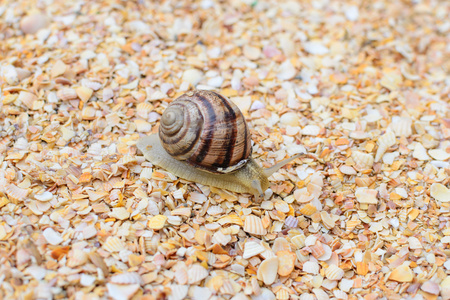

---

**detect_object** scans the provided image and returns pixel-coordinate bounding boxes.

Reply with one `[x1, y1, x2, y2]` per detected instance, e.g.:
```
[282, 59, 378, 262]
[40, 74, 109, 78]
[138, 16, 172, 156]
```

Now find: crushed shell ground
[0, 0, 449, 300]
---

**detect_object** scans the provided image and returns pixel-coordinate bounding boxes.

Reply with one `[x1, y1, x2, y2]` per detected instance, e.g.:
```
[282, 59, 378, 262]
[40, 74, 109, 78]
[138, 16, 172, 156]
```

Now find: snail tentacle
[263, 153, 303, 178]
[251, 180, 264, 198]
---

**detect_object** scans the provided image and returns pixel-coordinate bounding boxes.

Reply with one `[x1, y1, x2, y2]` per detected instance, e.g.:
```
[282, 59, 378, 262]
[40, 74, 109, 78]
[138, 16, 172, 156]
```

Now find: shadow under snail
[137, 90, 303, 198]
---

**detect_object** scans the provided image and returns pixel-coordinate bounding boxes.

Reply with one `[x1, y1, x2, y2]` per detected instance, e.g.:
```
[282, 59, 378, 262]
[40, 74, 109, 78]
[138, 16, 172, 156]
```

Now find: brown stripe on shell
[189, 91, 233, 170]
[242, 118, 250, 163]
[189, 94, 216, 165]
[211, 92, 252, 170]
[211, 93, 237, 169]
[232, 97, 252, 165]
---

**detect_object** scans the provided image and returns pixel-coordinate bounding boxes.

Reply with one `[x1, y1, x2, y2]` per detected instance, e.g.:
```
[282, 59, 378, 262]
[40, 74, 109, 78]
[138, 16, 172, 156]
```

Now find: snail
[137, 90, 302, 198]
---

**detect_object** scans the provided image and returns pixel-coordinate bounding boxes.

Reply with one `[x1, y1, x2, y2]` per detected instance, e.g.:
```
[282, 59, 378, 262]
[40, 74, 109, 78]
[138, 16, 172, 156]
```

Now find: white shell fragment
[429, 149, 450, 161]
[389, 116, 412, 137]
[304, 42, 329, 55]
[375, 131, 396, 162]
[182, 69, 203, 86]
[57, 88, 78, 101]
[81, 79, 103, 91]
[110, 272, 143, 285]
[351, 151, 374, 170]
[325, 264, 344, 280]
[280, 112, 300, 126]
[243, 45, 261, 60]
[103, 88, 115, 100]
[43, 228, 63, 245]
[103, 237, 126, 252]
[2, 65, 19, 85]
[302, 125, 321, 136]
[244, 215, 267, 236]
[408, 237, 422, 249]
[34, 191, 53, 202]
[355, 188, 378, 204]
[106, 283, 140, 300]
[430, 183, 450, 202]
[169, 285, 189, 300]
[20, 14, 50, 34]
[257, 257, 278, 285]
[188, 264, 209, 284]
[277, 60, 297, 80]
[243, 241, 265, 259]
[413, 143, 431, 161]
[303, 261, 320, 275]
[6, 184, 29, 202]
[345, 6, 359, 21]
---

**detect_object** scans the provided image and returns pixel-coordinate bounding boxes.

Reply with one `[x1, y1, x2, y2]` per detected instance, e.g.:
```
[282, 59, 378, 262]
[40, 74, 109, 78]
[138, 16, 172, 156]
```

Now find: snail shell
[137, 90, 302, 198]
[159, 90, 251, 174]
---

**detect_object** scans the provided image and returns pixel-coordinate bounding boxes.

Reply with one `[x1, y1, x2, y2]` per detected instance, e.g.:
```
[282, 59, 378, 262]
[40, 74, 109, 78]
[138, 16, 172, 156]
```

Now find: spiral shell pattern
[159, 90, 252, 174]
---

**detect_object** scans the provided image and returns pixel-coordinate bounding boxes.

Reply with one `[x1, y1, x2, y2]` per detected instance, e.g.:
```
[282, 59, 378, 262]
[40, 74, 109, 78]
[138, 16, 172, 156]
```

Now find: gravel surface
[0, 0, 449, 299]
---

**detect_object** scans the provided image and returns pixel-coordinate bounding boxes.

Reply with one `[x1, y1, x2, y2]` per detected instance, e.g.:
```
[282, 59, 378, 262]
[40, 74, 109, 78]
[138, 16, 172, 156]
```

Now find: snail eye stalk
[251, 179, 264, 199]
[263, 153, 303, 178]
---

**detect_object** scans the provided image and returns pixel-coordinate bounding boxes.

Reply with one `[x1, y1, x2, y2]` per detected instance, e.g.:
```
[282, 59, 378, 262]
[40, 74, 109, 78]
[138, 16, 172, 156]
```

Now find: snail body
[137, 90, 301, 198]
